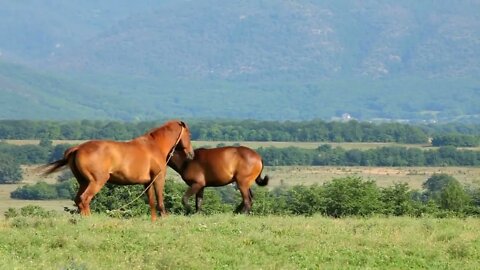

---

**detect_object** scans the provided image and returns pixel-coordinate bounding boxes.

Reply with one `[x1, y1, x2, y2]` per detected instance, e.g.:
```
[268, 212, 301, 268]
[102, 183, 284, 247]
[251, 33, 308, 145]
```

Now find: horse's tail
[41, 146, 79, 175]
[255, 160, 269, 186]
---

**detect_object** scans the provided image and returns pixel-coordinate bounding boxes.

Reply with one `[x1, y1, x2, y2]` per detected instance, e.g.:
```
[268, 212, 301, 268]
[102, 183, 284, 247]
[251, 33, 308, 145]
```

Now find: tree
[438, 181, 470, 212]
[0, 153, 22, 184]
[422, 173, 470, 213]
[422, 174, 457, 196]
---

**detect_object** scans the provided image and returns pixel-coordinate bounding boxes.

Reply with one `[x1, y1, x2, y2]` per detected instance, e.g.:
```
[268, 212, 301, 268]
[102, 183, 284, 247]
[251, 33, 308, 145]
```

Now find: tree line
[1, 119, 479, 145]
[258, 144, 480, 166]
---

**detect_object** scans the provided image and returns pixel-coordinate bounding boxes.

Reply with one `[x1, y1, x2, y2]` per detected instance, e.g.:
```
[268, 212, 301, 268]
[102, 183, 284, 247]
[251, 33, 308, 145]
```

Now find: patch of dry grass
[262, 166, 480, 189]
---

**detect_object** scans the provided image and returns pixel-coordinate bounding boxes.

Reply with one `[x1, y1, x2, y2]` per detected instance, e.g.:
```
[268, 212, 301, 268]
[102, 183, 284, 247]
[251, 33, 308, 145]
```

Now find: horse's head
[175, 121, 195, 160]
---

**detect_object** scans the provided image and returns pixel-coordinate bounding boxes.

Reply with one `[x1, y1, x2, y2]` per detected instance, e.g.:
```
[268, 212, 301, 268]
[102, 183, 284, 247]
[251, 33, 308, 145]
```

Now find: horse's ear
[179, 121, 186, 127]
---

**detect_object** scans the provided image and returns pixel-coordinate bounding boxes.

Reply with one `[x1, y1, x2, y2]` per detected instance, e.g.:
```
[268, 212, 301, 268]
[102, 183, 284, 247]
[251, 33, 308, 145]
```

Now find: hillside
[0, 1, 479, 121]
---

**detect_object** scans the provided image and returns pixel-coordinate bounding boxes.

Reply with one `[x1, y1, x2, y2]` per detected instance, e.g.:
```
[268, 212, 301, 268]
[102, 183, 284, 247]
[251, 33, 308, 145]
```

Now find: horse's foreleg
[145, 183, 157, 221]
[153, 171, 168, 217]
[195, 187, 205, 213]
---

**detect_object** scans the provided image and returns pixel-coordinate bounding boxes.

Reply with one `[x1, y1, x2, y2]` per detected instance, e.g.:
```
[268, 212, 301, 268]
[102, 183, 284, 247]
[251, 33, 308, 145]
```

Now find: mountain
[0, 1, 479, 122]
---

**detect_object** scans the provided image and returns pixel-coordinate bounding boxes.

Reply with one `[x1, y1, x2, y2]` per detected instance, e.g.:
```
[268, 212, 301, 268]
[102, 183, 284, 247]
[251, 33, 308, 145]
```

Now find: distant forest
[1, 120, 480, 170]
[1, 119, 480, 145]
[1, 140, 480, 169]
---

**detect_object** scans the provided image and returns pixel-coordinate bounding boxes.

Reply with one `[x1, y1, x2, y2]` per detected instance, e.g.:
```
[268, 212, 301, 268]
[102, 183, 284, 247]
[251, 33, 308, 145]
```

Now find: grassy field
[0, 214, 479, 269]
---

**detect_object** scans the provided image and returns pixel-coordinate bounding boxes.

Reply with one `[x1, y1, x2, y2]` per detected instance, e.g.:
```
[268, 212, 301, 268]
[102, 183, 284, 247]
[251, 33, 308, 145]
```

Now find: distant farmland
[4, 139, 433, 150]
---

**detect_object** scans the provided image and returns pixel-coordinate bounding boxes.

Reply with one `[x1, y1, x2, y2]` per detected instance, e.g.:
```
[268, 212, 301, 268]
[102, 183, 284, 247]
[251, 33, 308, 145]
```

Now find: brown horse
[168, 146, 269, 214]
[42, 120, 194, 220]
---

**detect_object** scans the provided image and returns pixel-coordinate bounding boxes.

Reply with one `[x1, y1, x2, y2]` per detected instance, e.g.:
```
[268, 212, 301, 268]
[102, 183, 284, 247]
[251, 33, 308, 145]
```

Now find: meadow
[0, 214, 479, 269]
[1, 140, 480, 269]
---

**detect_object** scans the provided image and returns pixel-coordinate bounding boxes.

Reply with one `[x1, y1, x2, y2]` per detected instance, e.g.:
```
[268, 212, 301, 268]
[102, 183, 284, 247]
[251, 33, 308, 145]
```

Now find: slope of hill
[0, 1, 479, 121]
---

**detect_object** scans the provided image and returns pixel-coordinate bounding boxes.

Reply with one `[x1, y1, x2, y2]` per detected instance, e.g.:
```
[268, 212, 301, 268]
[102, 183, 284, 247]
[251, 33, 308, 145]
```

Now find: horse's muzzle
[186, 151, 195, 160]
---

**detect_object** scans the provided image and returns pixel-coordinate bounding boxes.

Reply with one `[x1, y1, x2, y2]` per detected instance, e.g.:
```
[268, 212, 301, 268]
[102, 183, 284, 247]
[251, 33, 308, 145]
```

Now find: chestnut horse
[168, 146, 269, 214]
[42, 120, 194, 220]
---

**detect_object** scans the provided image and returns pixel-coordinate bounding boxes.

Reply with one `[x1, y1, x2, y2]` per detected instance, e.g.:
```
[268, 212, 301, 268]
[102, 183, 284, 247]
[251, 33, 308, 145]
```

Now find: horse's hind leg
[74, 182, 88, 214]
[68, 156, 89, 215]
[78, 171, 109, 216]
[237, 184, 253, 214]
[195, 187, 205, 213]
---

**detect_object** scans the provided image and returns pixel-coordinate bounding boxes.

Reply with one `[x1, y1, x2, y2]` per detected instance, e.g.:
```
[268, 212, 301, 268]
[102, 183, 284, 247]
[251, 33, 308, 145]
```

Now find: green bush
[91, 183, 148, 217]
[284, 184, 325, 216]
[322, 176, 382, 217]
[19, 205, 57, 218]
[381, 183, 415, 216]
[10, 180, 76, 200]
[91, 179, 227, 217]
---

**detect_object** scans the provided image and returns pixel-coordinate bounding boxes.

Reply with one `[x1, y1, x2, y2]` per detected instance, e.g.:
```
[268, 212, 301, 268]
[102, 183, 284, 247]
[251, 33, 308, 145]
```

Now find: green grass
[0, 214, 479, 269]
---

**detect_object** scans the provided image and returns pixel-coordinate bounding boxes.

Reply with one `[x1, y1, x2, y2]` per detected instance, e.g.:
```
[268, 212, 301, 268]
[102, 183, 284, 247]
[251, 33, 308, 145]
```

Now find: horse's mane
[144, 120, 181, 138]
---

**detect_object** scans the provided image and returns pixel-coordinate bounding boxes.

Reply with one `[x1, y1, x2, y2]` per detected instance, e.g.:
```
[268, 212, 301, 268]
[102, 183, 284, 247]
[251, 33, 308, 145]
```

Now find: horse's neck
[168, 154, 188, 175]
[149, 128, 177, 151]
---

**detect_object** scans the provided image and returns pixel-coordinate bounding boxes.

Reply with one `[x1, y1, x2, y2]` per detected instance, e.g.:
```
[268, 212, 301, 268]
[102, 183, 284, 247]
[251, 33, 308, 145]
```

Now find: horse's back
[195, 146, 260, 164]
[72, 139, 154, 182]
[76, 140, 137, 159]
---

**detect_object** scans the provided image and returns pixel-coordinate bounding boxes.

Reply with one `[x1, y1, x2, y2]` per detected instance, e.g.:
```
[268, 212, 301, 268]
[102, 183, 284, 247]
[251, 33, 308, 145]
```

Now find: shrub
[19, 205, 57, 218]
[381, 183, 414, 216]
[10, 180, 76, 200]
[11, 182, 59, 199]
[284, 184, 325, 216]
[90, 183, 148, 217]
[322, 176, 382, 217]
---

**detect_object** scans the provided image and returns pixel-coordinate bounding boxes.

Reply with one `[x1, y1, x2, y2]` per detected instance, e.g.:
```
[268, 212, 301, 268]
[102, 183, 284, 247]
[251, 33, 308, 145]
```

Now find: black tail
[255, 160, 269, 186]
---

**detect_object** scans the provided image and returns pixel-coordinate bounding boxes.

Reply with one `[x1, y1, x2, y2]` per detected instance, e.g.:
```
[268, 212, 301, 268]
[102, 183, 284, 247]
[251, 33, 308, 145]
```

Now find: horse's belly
[108, 172, 150, 185]
[205, 171, 234, 186]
